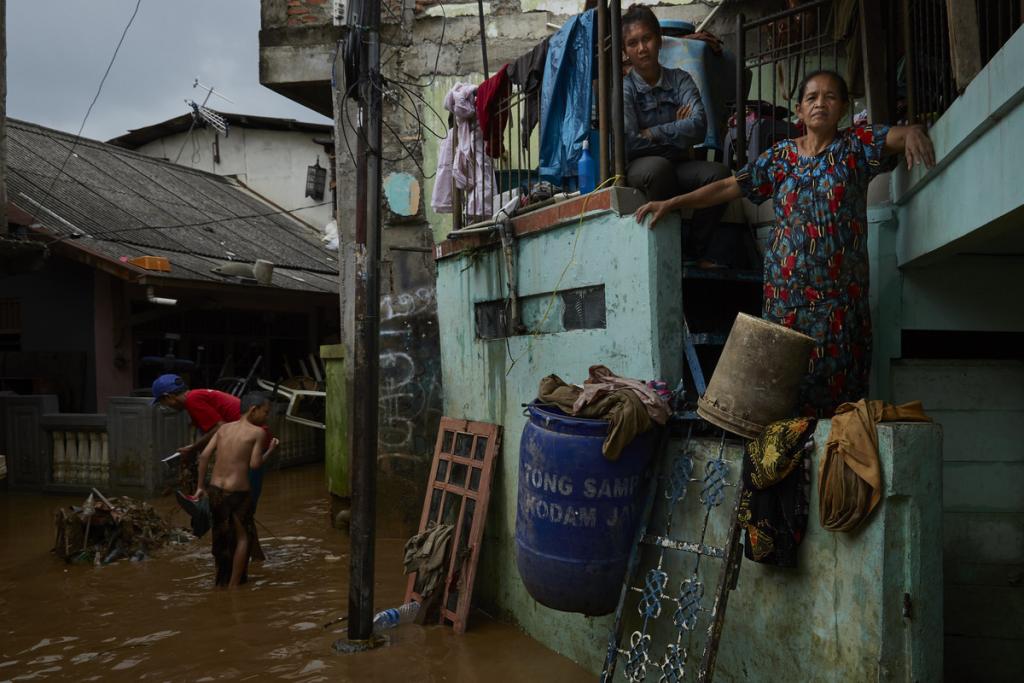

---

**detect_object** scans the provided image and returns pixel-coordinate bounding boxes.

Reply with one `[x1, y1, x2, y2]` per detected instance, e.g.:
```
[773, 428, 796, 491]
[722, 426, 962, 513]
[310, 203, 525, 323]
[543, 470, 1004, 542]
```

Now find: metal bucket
[697, 313, 814, 439]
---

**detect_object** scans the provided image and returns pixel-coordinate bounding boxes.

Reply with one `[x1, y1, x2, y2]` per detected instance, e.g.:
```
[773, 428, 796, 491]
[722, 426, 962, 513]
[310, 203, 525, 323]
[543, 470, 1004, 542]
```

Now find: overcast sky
[7, 0, 332, 142]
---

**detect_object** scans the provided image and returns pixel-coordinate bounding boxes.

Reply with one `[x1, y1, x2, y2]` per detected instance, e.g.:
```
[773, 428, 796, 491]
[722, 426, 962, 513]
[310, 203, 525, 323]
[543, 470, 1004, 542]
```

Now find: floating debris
[54, 493, 191, 564]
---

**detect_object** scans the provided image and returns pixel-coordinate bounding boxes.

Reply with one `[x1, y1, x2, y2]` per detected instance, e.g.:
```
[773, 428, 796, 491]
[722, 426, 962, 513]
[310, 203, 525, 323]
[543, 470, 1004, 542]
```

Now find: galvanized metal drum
[697, 313, 814, 439]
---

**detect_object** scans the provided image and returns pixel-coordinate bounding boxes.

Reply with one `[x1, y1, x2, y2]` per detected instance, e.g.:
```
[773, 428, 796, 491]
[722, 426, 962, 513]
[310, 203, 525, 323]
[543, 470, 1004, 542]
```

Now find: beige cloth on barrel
[819, 399, 932, 532]
[537, 365, 670, 461]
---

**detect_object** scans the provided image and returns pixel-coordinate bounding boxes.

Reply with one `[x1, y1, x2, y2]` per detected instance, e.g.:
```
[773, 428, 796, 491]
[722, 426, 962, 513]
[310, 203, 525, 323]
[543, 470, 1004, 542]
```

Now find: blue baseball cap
[151, 374, 187, 405]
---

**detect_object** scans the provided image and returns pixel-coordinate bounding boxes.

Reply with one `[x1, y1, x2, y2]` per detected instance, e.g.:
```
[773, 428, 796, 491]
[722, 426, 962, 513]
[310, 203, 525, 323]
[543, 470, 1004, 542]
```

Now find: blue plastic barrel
[515, 403, 656, 616]
[659, 36, 739, 150]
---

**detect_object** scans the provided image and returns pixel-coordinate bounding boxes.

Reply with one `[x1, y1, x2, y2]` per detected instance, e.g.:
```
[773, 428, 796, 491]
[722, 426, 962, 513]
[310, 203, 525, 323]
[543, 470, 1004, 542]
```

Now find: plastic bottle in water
[371, 600, 420, 633]
[578, 139, 597, 194]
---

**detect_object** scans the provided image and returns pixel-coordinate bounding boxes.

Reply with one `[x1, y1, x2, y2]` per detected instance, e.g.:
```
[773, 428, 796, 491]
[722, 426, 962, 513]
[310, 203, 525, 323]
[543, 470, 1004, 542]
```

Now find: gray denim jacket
[623, 67, 707, 161]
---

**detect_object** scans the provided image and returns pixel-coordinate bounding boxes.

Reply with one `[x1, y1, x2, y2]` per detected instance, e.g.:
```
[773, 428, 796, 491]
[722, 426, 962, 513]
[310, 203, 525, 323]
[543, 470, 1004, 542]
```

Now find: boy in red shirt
[152, 375, 275, 549]
[152, 374, 241, 459]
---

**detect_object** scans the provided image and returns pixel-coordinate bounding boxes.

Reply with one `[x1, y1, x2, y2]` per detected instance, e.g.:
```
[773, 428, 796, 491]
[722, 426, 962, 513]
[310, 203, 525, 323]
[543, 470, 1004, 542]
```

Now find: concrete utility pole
[345, 0, 383, 644]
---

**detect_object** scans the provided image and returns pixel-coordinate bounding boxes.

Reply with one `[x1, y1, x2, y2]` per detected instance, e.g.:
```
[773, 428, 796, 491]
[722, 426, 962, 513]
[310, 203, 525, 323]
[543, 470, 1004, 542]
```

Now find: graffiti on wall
[381, 287, 435, 322]
[378, 287, 442, 456]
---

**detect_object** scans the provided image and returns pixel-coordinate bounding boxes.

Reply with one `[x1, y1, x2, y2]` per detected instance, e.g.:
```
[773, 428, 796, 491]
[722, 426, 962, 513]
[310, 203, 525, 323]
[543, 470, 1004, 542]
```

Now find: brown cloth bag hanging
[819, 399, 932, 532]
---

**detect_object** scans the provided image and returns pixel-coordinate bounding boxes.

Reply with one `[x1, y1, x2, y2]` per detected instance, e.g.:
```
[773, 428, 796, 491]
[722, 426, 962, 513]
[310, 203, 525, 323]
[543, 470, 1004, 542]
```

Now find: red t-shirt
[184, 389, 241, 433]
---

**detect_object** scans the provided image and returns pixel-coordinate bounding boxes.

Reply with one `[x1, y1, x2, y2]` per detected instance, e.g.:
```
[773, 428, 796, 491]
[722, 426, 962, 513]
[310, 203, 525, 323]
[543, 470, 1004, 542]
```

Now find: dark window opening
[0, 299, 22, 351]
[901, 330, 1024, 360]
[474, 285, 607, 339]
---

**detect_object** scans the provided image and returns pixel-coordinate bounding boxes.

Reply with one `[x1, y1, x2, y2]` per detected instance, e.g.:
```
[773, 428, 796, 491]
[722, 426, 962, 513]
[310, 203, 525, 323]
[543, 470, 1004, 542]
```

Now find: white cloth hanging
[430, 82, 496, 218]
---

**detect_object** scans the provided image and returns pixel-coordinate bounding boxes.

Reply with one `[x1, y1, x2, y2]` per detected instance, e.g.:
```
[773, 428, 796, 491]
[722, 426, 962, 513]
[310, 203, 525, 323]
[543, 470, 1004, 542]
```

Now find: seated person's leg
[626, 156, 680, 201]
[675, 161, 739, 267]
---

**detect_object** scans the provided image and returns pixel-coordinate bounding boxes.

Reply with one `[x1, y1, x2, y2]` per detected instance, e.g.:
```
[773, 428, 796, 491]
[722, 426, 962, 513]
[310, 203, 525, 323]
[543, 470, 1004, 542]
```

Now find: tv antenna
[185, 78, 233, 137]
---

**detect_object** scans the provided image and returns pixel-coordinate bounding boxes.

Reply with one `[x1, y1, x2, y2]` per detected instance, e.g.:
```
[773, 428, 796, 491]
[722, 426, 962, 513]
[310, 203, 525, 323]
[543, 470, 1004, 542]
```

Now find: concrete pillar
[320, 343, 350, 523]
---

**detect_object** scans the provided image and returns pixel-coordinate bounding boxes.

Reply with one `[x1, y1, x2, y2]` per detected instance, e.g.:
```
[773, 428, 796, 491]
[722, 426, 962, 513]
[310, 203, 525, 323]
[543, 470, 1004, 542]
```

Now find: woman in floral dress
[635, 70, 935, 417]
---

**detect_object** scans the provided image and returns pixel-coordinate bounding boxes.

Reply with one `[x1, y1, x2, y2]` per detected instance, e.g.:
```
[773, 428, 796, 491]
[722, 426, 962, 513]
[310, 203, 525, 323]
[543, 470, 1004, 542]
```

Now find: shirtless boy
[194, 392, 279, 588]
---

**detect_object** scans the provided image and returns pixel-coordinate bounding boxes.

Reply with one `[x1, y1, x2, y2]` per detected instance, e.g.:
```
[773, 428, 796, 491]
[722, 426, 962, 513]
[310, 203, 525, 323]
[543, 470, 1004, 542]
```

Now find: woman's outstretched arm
[635, 175, 743, 227]
[884, 124, 936, 169]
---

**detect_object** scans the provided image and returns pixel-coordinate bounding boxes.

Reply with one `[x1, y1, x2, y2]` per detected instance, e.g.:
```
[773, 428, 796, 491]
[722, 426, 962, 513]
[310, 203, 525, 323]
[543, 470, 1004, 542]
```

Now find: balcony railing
[734, 0, 847, 169]
[903, 0, 1020, 125]
[41, 414, 110, 488]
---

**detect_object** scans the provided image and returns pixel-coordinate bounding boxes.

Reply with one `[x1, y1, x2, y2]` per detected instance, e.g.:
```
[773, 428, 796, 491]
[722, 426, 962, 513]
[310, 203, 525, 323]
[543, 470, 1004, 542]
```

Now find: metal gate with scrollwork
[601, 427, 744, 683]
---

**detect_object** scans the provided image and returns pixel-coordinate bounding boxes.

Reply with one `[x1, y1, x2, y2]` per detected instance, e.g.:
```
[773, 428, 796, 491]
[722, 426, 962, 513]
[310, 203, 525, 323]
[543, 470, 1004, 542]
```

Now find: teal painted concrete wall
[436, 194, 682, 664]
[865, 28, 1024, 680]
[614, 423, 943, 682]
[893, 25, 1024, 266]
[436, 195, 944, 678]
[714, 421, 943, 682]
[892, 360, 1024, 681]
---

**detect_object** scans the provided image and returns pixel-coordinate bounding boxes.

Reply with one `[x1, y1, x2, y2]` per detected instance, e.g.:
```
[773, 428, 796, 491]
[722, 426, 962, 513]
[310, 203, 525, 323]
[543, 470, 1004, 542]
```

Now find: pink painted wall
[93, 272, 133, 410]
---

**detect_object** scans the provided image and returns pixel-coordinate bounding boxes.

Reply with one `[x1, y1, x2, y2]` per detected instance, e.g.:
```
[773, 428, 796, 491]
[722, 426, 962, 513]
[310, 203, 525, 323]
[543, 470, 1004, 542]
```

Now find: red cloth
[185, 389, 241, 433]
[475, 64, 510, 158]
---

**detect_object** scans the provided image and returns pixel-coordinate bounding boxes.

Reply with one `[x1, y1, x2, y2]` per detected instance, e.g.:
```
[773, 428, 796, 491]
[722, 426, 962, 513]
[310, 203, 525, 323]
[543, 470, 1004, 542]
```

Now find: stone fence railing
[1, 395, 325, 497]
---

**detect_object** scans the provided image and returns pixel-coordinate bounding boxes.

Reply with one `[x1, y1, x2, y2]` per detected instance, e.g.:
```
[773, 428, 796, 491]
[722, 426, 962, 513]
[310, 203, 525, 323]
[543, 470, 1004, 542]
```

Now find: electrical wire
[34, 0, 143, 222]
[333, 1, 453, 182]
[383, 1, 448, 89]
[173, 112, 200, 164]
[504, 176, 623, 376]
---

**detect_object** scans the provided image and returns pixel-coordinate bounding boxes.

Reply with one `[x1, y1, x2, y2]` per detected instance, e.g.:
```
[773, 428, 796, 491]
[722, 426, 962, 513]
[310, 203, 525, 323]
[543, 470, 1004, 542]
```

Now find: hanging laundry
[539, 9, 595, 183]
[819, 400, 932, 532]
[476, 64, 511, 159]
[738, 417, 816, 567]
[507, 37, 550, 148]
[430, 82, 496, 219]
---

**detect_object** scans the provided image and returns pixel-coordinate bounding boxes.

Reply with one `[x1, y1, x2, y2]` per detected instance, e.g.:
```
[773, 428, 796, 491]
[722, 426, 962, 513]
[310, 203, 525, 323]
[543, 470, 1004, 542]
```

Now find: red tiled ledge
[434, 186, 646, 261]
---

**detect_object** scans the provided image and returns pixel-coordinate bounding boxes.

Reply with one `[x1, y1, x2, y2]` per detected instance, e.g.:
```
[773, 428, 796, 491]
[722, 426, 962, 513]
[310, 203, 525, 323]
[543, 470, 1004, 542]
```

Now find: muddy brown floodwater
[0, 464, 592, 681]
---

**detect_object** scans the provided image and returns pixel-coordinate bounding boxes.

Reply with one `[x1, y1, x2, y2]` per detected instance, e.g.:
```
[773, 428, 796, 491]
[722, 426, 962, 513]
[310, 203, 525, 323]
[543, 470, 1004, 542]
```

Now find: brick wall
[285, 0, 332, 27]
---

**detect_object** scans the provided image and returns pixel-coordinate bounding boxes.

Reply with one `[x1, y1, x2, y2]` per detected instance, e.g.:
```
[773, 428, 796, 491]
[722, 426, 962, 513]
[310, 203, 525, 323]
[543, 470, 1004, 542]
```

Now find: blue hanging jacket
[538, 10, 595, 184]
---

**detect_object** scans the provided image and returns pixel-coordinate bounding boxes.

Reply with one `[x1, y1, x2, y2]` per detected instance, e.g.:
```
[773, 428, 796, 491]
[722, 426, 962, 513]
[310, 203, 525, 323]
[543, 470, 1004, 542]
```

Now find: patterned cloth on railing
[738, 417, 815, 567]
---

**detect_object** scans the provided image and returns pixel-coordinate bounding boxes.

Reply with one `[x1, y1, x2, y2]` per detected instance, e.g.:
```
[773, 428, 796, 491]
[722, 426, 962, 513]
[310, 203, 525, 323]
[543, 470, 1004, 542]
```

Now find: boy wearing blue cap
[151, 374, 242, 462]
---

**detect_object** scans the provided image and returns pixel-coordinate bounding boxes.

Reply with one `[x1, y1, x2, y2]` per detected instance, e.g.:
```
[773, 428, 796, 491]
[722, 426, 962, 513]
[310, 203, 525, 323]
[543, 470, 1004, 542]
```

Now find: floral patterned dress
[735, 125, 890, 417]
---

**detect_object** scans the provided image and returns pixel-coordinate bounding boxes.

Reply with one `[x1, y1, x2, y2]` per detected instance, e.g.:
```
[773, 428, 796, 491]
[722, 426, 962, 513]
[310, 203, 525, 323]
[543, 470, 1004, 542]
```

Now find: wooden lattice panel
[405, 417, 501, 633]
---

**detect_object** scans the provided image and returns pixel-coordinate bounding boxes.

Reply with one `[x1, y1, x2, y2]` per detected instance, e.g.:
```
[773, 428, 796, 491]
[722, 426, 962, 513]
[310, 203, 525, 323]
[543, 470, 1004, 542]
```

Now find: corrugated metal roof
[107, 110, 332, 149]
[7, 118, 338, 294]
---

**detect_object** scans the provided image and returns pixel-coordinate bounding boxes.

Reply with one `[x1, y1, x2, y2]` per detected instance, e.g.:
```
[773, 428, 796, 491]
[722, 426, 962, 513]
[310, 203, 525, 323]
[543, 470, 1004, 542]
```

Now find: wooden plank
[859, 0, 891, 122]
[943, 511, 1024, 566]
[931, 410, 1024, 463]
[946, 0, 983, 92]
[891, 360, 1024, 411]
[943, 462, 1024, 513]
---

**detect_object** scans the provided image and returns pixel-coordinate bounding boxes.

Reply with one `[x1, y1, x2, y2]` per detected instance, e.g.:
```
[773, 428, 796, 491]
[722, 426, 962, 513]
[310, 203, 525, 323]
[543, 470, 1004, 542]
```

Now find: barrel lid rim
[732, 312, 815, 343]
[527, 401, 613, 430]
[696, 395, 764, 439]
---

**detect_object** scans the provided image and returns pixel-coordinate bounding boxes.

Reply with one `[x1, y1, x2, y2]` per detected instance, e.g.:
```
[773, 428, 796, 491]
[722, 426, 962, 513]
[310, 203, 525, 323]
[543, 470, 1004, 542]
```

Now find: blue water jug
[577, 140, 597, 194]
